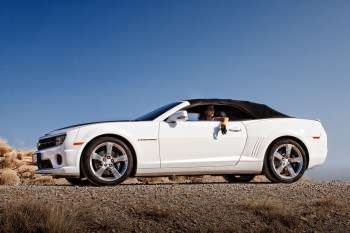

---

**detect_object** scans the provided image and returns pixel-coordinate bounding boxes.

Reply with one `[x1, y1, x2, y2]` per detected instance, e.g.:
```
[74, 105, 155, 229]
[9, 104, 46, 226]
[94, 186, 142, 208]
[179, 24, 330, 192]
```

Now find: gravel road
[1, 181, 349, 233]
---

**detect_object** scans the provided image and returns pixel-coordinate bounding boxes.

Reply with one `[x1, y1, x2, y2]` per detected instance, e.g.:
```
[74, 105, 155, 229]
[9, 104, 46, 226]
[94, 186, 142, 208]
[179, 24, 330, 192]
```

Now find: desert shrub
[0, 201, 79, 233]
[16, 151, 33, 160]
[17, 164, 36, 174]
[16, 151, 24, 160]
[0, 139, 45, 185]
[0, 139, 12, 156]
[20, 171, 35, 178]
[0, 151, 17, 169]
[0, 168, 20, 185]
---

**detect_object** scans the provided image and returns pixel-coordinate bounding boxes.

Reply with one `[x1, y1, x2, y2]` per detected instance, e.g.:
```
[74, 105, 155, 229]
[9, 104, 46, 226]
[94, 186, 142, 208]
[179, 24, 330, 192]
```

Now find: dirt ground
[1, 139, 349, 232]
[0, 181, 349, 233]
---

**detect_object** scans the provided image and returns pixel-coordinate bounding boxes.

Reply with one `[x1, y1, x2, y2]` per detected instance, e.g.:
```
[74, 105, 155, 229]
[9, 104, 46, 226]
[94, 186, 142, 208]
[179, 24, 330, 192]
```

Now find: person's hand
[221, 123, 227, 134]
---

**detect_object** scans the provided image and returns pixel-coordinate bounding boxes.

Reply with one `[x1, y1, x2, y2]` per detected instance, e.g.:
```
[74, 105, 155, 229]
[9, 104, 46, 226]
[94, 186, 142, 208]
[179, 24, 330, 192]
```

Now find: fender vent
[251, 137, 264, 158]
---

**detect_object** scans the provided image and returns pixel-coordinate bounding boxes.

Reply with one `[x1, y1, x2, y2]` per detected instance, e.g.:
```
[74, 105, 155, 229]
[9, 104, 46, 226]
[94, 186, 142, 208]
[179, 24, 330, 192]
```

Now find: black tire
[263, 139, 308, 183]
[65, 177, 91, 186]
[223, 174, 255, 183]
[81, 136, 134, 186]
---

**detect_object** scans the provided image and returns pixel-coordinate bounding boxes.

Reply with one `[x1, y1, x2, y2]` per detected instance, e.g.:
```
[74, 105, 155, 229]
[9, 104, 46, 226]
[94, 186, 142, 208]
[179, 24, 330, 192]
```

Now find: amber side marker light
[73, 141, 84, 146]
[312, 136, 321, 139]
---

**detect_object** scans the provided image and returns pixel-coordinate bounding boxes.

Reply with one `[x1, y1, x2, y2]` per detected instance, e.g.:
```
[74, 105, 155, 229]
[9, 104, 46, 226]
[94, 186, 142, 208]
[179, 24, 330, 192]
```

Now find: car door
[158, 120, 247, 168]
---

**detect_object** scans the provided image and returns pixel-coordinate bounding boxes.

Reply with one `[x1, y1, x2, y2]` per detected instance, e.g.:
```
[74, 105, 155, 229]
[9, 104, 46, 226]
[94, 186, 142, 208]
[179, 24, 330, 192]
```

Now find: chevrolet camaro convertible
[33, 99, 327, 186]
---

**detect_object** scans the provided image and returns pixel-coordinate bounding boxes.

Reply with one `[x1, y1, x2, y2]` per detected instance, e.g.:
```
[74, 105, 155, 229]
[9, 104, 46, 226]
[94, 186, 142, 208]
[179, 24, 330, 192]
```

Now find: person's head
[204, 105, 215, 119]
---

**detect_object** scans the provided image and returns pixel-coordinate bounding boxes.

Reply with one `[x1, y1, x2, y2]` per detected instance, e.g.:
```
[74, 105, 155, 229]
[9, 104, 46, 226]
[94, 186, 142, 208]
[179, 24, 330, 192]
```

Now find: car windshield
[135, 102, 180, 121]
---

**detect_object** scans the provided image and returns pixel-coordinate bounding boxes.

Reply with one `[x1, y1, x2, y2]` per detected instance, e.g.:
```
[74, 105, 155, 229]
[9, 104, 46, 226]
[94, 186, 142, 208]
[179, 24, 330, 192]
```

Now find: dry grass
[311, 197, 341, 208]
[0, 201, 80, 233]
[135, 205, 170, 222]
[28, 175, 56, 185]
[0, 168, 20, 185]
[238, 198, 299, 230]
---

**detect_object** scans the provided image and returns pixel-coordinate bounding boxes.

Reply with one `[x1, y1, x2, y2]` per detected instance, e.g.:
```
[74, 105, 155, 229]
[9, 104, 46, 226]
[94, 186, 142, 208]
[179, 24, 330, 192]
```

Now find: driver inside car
[199, 105, 229, 134]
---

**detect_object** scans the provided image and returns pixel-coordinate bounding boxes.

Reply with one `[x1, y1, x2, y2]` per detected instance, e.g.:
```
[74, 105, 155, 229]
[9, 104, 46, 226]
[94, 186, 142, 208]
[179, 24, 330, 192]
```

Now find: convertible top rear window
[135, 102, 180, 121]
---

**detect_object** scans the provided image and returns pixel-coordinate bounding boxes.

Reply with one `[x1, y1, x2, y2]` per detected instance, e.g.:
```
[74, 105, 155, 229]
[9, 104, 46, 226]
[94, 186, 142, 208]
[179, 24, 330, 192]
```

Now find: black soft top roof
[185, 99, 290, 119]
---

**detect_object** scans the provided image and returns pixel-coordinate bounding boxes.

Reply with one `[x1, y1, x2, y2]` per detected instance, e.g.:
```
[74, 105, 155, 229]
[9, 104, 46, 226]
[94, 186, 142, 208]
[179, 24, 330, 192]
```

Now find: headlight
[37, 133, 66, 150]
[55, 134, 66, 146]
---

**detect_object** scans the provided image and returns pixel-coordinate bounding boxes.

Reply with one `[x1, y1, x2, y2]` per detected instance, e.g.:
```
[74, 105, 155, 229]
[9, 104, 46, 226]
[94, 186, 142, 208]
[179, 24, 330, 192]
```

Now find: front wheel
[81, 137, 134, 186]
[263, 139, 308, 183]
[223, 174, 255, 183]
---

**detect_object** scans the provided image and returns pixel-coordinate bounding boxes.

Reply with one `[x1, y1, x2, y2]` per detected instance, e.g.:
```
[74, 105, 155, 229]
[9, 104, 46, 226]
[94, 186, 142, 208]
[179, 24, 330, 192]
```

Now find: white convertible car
[33, 99, 327, 185]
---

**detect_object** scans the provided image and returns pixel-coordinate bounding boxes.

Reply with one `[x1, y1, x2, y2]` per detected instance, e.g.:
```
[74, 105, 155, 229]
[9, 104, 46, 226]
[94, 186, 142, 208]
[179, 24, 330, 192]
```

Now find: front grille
[37, 153, 53, 169]
[38, 137, 57, 150]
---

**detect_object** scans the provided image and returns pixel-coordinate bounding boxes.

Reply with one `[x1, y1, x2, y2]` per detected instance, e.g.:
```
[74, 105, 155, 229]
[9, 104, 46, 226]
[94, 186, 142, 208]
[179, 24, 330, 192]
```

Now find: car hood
[42, 120, 134, 137]
[54, 120, 133, 131]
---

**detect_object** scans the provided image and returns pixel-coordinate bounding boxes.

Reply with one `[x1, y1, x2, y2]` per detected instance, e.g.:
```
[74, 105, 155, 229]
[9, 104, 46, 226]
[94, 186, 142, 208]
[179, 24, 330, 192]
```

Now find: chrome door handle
[229, 128, 242, 132]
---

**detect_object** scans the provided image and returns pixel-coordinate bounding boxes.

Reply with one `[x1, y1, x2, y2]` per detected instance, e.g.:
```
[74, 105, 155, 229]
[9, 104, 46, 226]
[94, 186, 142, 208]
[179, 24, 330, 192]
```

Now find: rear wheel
[223, 174, 255, 183]
[81, 137, 134, 186]
[264, 139, 307, 183]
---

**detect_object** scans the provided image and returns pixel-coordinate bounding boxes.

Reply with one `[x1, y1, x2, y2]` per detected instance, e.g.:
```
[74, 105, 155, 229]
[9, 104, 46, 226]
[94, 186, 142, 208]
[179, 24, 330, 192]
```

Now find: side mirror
[167, 110, 188, 123]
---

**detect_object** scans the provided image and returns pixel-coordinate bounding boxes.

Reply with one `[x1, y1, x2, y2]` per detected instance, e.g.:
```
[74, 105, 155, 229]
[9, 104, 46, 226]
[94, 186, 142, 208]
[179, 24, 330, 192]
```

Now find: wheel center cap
[282, 159, 288, 166]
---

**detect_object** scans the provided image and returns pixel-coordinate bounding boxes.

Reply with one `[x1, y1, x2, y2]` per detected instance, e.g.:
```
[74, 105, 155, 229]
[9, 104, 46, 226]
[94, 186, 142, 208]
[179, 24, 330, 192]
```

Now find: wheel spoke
[276, 163, 286, 174]
[106, 142, 113, 156]
[110, 166, 121, 178]
[290, 157, 303, 163]
[96, 166, 107, 177]
[115, 155, 127, 162]
[273, 151, 283, 161]
[285, 144, 292, 157]
[287, 164, 297, 177]
[91, 153, 103, 162]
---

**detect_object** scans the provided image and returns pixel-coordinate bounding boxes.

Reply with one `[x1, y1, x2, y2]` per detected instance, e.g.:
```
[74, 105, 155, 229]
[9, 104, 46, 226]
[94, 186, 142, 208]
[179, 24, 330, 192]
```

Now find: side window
[188, 112, 200, 121]
[184, 104, 254, 121]
[184, 105, 212, 121]
[215, 105, 253, 121]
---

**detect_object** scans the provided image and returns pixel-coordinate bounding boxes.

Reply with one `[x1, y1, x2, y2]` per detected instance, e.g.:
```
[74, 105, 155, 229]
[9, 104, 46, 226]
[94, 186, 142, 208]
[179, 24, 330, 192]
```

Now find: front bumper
[33, 144, 80, 177]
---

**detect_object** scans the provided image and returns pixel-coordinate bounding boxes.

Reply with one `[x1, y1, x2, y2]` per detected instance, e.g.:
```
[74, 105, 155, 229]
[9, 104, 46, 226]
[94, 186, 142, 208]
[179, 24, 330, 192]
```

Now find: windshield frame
[135, 102, 182, 121]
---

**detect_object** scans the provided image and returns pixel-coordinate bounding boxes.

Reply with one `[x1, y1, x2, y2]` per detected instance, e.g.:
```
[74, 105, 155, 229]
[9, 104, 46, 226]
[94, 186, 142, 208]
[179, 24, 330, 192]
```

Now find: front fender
[74, 128, 141, 171]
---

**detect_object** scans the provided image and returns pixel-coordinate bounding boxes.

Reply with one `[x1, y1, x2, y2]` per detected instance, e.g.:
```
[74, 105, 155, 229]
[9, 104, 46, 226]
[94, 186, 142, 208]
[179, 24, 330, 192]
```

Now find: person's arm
[213, 116, 229, 134]
[221, 117, 228, 134]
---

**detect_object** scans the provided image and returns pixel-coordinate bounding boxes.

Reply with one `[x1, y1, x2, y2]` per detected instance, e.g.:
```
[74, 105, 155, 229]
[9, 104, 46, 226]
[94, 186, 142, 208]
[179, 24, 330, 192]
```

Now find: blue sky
[1, 1, 349, 180]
